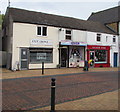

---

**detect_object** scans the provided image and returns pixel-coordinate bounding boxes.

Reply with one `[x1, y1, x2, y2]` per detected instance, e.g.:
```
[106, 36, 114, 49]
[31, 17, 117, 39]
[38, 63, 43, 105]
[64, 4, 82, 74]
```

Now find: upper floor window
[106, 36, 108, 42]
[37, 26, 47, 36]
[96, 34, 101, 42]
[113, 36, 116, 43]
[65, 29, 72, 40]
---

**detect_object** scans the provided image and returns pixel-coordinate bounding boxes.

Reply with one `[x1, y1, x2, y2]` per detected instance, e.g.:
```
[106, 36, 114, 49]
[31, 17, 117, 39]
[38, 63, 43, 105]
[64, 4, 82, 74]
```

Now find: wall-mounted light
[59, 28, 62, 31]
[59, 28, 64, 31]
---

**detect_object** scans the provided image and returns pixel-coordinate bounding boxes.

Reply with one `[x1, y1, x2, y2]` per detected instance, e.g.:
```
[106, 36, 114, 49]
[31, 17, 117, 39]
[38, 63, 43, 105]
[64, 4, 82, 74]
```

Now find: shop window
[95, 50, 107, 63]
[37, 26, 47, 36]
[96, 34, 101, 42]
[65, 29, 72, 40]
[69, 47, 84, 67]
[30, 48, 53, 63]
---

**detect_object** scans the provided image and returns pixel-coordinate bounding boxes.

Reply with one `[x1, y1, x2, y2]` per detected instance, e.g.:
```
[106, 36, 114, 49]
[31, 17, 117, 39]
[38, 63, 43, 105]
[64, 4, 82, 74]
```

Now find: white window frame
[113, 36, 116, 44]
[65, 29, 72, 40]
[106, 36, 108, 42]
[96, 34, 101, 42]
[37, 26, 48, 37]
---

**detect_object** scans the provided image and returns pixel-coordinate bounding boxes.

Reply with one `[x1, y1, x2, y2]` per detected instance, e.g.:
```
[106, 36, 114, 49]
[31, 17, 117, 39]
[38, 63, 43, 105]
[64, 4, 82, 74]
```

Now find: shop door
[89, 51, 95, 61]
[21, 48, 28, 70]
[61, 48, 68, 67]
[114, 53, 118, 67]
[89, 51, 95, 67]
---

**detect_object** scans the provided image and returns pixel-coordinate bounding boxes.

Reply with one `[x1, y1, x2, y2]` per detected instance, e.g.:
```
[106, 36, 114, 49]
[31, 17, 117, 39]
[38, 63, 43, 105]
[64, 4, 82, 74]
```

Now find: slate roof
[88, 6, 120, 24]
[5, 7, 116, 35]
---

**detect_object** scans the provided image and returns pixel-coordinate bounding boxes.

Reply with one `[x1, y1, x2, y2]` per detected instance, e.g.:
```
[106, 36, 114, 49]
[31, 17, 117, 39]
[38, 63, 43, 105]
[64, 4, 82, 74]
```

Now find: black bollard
[42, 62, 44, 75]
[50, 78, 56, 112]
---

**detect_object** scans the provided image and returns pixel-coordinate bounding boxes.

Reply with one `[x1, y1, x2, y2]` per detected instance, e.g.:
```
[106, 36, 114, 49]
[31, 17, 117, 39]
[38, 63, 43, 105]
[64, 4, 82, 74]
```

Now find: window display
[95, 50, 107, 63]
[69, 47, 84, 67]
[87, 45, 110, 67]
[30, 48, 53, 63]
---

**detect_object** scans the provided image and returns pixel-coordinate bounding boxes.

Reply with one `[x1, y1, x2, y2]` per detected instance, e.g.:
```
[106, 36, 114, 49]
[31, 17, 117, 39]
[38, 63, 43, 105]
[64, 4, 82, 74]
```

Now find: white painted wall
[12, 23, 59, 70]
[58, 28, 65, 41]
[72, 30, 86, 42]
[58, 28, 86, 42]
[87, 31, 119, 67]
[87, 32, 114, 46]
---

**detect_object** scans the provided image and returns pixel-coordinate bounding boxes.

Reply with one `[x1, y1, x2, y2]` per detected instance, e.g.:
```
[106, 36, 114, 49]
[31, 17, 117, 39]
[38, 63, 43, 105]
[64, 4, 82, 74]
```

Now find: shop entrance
[21, 48, 28, 70]
[89, 51, 95, 61]
[89, 51, 95, 67]
[114, 53, 118, 67]
[60, 48, 68, 67]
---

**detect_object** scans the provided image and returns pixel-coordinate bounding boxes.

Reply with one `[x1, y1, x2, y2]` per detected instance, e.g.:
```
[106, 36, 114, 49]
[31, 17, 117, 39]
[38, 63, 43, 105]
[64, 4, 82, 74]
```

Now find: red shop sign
[87, 45, 110, 50]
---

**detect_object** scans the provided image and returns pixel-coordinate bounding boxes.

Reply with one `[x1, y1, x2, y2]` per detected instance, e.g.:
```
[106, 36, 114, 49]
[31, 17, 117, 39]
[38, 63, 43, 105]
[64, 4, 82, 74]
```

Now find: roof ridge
[8, 7, 86, 22]
[91, 5, 119, 15]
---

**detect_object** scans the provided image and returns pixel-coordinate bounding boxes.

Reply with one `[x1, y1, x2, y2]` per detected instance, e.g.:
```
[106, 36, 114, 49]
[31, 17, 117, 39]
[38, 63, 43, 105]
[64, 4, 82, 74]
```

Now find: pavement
[38, 90, 119, 111]
[1, 67, 119, 111]
[1, 67, 118, 79]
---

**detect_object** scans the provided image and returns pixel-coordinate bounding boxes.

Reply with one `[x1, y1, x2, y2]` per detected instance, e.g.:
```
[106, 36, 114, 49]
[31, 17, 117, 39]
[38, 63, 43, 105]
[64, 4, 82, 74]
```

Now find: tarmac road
[2, 71, 119, 110]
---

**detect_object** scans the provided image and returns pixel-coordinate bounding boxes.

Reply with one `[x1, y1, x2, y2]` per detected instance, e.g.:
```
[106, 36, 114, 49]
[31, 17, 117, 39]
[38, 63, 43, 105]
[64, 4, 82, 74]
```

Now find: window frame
[94, 50, 107, 63]
[113, 36, 116, 43]
[29, 48, 53, 64]
[96, 34, 101, 42]
[65, 29, 72, 40]
[37, 26, 48, 37]
[106, 36, 108, 42]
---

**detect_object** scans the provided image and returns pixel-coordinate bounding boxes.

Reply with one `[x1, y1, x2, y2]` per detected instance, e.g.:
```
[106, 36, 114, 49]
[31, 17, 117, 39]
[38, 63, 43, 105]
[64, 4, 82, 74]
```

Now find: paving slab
[37, 90, 119, 110]
[2, 71, 119, 110]
[1, 67, 118, 79]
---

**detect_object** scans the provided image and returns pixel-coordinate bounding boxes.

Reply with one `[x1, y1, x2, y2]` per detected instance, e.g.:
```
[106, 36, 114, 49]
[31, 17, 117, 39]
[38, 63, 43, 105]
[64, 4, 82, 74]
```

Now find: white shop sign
[60, 40, 87, 46]
[31, 39, 53, 46]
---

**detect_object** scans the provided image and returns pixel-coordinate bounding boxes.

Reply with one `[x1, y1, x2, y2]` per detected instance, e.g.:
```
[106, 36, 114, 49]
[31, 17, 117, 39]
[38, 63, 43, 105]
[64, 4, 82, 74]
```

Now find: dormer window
[37, 26, 47, 36]
[65, 29, 72, 40]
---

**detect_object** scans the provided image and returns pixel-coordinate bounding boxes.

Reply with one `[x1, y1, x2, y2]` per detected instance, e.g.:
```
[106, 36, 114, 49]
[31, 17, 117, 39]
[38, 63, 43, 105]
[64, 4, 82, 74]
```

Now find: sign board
[60, 40, 87, 46]
[31, 39, 53, 46]
[87, 45, 110, 50]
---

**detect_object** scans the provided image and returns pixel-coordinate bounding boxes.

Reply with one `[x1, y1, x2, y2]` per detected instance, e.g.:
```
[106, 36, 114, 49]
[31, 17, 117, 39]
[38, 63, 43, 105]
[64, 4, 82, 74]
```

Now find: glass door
[89, 51, 95, 67]
[60, 47, 68, 67]
[90, 51, 95, 60]
[21, 48, 28, 70]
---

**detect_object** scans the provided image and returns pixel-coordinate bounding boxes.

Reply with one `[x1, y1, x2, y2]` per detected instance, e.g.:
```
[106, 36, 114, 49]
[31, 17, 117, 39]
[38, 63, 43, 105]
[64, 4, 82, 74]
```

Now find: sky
[0, 0, 119, 20]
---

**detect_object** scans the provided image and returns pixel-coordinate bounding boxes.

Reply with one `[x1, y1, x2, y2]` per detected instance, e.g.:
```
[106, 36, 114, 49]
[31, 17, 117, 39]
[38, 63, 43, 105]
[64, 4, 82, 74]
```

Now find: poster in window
[95, 50, 107, 63]
[69, 47, 84, 67]
[37, 53, 46, 60]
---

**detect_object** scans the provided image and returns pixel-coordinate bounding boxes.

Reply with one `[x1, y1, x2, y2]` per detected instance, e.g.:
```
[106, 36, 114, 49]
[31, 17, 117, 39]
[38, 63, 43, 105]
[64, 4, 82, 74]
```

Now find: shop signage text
[31, 39, 53, 46]
[87, 45, 110, 50]
[60, 40, 87, 46]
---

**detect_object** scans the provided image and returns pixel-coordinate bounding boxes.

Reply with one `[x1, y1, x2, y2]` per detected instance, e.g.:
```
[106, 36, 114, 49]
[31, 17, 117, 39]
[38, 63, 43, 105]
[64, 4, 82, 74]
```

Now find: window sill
[96, 41, 102, 44]
[36, 35, 48, 37]
[95, 62, 107, 64]
[29, 62, 53, 64]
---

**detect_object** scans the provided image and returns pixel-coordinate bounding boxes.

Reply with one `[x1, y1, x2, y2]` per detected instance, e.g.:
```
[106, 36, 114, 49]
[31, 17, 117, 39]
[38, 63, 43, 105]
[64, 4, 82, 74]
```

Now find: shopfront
[59, 40, 86, 68]
[87, 45, 110, 67]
